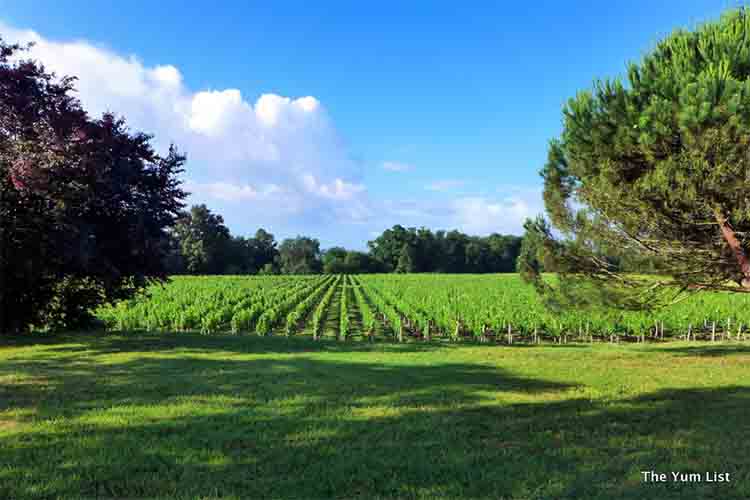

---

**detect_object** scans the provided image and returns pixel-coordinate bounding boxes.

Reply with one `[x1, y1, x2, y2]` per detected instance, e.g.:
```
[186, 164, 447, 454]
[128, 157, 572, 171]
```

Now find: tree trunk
[714, 209, 750, 288]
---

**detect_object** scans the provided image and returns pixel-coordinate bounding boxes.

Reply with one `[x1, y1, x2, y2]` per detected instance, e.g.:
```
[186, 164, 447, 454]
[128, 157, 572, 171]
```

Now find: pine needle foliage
[531, 8, 750, 311]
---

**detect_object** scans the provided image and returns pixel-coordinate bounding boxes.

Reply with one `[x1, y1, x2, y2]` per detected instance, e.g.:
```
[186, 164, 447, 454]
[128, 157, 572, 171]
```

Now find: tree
[248, 228, 278, 272]
[366, 225, 523, 274]
[529, 8, 750, 310]
[172, 205, 231, 274]
[441, 230, 469, 273]
[344, 251, 376, 273]
[278, 236, 322, 274]
[321, 247, 377, 273]
[412, 227, 439, 272]
[486, 234, 523, 273]
[368, 225, 414, 272]
[258, 262, 278, 275]
[163, 231, 187, 275]
[0, 38, 186, 333]
[465, 238, 491, 273]
[516, 217, 553, 278]
[322, 246, 349, 274]
[395, 243, 417, 273]
[224, 236, 254, 274]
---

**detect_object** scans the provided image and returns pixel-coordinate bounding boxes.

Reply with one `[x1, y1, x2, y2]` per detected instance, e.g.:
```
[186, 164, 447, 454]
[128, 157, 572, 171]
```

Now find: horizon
[0, 1, 734, 250]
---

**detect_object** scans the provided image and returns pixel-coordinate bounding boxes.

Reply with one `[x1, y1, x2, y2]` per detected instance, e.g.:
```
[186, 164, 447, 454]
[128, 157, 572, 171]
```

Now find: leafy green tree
[248, 228, 278, 272]
[162, 233, 187, 275]
[0, 38, 186, 333]
[172, 205, 231, 274]
[368, 225, 414, 272]
[224, 236, 254, 274]
[395, 243, 417, 273]
[322, 246, 349, 274]
[486, 234, 523, 273]
[344, 251, 376, 273]
[321, 247, 377, 273]
[440, 230, 469, 273]
[465, 239, 489, 273]
[530, 8, 750, 310]
[367, 225, 522, 274]
[258, 262, 278, 275]
[278, 236, 322, 274]
[413, 227, 439, 272]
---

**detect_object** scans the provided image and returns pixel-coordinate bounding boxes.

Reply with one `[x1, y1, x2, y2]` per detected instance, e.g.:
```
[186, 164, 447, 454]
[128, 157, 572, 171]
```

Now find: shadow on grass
[3, 330, 601, 357]
[1, 333, 748, 499]
[1, 330, 468, 355]
[657, 344, 750, 357]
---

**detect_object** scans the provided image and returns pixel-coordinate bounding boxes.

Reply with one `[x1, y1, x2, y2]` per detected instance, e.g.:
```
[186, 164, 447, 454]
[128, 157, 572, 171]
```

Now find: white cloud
[183, 181, 285, 202]
[381, 161, 413, 172]
[450, 190, 543, 234]
[151, 65, 182, 87]
[187, 89, 249, 137]
[254, 94, 320, 127]
[0, 22, 364, 228]
[302, 174, 365, 201]
[373, 186, 544, 236]
[0, 22, 546, 246]
[425, 179, 466, 192]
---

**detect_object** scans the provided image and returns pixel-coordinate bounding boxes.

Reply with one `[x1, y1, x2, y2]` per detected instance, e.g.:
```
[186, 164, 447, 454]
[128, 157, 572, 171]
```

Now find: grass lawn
[2, 333, 750, 499]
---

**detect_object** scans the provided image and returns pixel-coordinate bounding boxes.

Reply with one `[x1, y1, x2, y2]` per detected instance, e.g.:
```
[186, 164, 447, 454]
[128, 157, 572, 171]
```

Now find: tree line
[165, 204, 525, 275]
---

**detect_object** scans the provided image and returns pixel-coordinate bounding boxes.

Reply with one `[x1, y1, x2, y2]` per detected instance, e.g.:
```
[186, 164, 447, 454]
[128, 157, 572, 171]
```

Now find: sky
[0, 0, 738, 249]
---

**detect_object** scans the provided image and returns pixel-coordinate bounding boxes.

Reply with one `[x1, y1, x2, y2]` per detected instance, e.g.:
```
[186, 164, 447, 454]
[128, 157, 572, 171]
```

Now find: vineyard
[9, 274, 750, 498]
[97, 274, 750, 343]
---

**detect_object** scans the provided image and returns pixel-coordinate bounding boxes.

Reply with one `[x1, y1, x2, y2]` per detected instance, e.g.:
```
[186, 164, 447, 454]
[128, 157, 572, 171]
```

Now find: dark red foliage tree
[0, 37, 187, 333]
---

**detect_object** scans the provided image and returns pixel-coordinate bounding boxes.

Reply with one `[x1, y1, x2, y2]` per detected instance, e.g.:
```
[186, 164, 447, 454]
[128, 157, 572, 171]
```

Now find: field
[4, 274, 750, 499]
[1, 332, 749, 499]
[96, 274, 750, 342]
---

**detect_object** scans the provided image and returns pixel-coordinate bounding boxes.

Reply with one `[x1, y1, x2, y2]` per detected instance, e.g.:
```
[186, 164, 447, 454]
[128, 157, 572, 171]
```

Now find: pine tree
[531, 8, 750, 310]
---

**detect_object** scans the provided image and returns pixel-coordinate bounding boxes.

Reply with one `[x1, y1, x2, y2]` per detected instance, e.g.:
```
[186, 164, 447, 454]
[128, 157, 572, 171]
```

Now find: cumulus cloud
[450, 187, 544, 234]
[0, 22, 364, 227]
[0, 22, 546, 245]
[183, 181, 284, 202]
[372, 186, 543, 236]
[302, 175, 365, 201]
[381, 161, 413, 172]
[451, 197, 526, 233]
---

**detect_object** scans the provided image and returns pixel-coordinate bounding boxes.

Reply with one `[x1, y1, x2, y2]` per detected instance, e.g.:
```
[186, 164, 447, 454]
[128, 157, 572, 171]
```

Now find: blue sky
[0, 1, 737, 249]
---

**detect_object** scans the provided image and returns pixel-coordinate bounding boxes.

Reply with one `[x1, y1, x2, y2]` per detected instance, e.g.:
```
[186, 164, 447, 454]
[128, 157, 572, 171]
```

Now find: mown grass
[2, 332, 750, 499]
